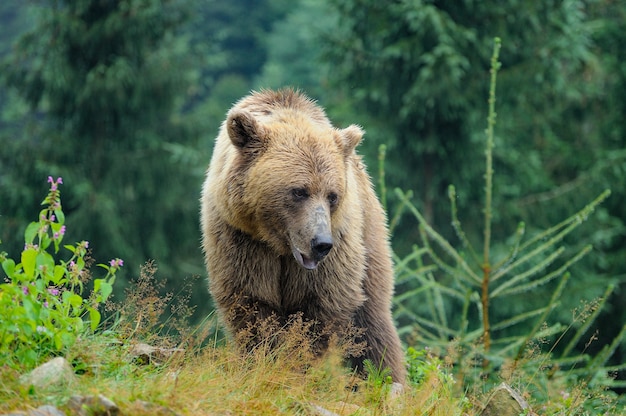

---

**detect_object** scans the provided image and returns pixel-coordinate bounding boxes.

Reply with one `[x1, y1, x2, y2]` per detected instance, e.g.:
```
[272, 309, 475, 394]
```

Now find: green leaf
[89, 308, 101, 331]
[21, 248, 38, 279]
[24, 222, 40, 245]
[36, 251, 55, 278]
[95, 280, 113, 303]
[2, 259, 16, 278]
[54, 208, 65, 225]
[68, 293, 83, 310]
[52, 265, 65, 284]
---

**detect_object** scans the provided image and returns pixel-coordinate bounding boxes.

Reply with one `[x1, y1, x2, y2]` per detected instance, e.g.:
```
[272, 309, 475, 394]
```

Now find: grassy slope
[0, 335, 470, 415]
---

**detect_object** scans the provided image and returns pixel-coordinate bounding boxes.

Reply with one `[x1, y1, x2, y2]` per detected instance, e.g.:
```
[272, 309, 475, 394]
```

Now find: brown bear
[200, 88, 406, 382]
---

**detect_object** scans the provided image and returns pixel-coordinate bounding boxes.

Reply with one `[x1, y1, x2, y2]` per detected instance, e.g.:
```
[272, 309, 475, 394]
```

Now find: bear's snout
[289, 204, 333, 270]
[311, 204, 333, 262]
[311, 234, 333, 261]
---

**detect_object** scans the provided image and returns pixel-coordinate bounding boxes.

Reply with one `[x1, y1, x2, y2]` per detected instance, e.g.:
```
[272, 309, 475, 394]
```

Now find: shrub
[0, 176, 121, 368]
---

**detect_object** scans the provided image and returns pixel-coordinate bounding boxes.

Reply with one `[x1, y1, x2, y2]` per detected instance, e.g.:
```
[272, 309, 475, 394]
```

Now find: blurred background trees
[1, 0, 624, 384]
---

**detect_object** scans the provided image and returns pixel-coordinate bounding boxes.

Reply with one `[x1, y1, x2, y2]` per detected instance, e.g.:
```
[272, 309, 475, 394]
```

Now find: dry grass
[0, 262, 472, 415]
[0, 333, 471, 415]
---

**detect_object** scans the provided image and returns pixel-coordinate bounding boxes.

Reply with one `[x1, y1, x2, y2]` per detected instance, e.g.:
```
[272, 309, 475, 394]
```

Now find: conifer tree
[1, 0, 201, 279]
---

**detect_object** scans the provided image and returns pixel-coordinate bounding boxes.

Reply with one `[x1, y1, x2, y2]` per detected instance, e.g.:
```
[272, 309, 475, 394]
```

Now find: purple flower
[48, 287, 60, 296]
[53, 225, 66, 240]
[109, 258, 124, 269]
[22, 286, 29, 295]
[47, 176, 63, 191]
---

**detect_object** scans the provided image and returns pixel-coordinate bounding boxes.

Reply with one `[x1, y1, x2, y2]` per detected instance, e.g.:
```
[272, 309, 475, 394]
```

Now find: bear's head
[226, 108, 363, 270]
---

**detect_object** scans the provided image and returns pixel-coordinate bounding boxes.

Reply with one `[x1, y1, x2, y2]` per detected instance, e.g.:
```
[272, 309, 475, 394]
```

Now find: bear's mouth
[291, 247, 319, 270]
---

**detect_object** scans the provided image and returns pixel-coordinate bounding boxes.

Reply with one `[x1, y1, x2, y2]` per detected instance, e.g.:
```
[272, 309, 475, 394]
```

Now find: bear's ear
[227, 110, 265, 150]
[339, 124, 364, 157]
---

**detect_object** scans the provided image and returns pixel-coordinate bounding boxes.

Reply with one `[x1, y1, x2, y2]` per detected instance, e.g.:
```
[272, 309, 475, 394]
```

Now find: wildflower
[76, 241, 89, 256]
[48, 287, 60, 296]
[47, 176, 63, 191]
[109, 258, 124, 269]
[53, 225, 66, 240]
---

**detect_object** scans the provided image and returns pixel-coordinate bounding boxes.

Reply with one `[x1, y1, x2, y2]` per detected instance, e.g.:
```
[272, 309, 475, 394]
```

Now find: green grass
[0, 330, 469, 415]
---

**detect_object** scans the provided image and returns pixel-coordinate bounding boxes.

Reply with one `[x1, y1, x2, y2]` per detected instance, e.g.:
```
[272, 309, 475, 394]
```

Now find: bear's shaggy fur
[200, 89, 406, 382]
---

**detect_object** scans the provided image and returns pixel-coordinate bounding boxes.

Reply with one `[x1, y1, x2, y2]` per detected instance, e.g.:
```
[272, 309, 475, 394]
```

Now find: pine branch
[448, 185, 481, 266]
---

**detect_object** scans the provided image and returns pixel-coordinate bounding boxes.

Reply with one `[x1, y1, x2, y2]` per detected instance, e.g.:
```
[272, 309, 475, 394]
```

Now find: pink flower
[47, 176, 63, 191]
[109, 258, 124, 269]
[53, 225, 66, 240]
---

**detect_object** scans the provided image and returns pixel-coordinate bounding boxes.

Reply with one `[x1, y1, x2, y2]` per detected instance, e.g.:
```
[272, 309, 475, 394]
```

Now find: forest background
[0, 0, 625, 391]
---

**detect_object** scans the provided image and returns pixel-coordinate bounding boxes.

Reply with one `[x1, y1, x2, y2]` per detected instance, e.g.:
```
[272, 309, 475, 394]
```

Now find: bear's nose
[311, 236, 333, 261]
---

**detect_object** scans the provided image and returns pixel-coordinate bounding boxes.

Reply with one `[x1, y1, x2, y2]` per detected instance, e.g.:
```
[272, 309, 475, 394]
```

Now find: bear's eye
[291, 188, 309, 201]
[328, 192, 339, 207]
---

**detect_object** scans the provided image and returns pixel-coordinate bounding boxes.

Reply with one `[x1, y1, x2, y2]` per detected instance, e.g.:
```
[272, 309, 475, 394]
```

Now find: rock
[310, 404, 340, 416]
[129, 343, 185, 365]
[0, 405, 65, 416]
[67, 395, 119, 416]
[130, 400, 181, 416]
[481, 382, 535, 416]
[388, 382, 404, 399]
[20, 357, 76, 390]
[29, 406, 66, 416]
[310, 401, 365, 416]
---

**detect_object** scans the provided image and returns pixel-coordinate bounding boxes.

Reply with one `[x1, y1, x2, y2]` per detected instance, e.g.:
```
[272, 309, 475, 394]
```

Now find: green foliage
[391, 39, 625, 410]
[322, 0, 626, 387]
[0, 0, 204, 288]
[406, 347, 453, 387]
[0, 177, 120, 369]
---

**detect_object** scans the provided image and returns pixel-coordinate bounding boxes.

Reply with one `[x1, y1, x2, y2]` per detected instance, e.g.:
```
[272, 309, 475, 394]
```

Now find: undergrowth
[388, 38, 626, 414]
[0, 261, 466, 415]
